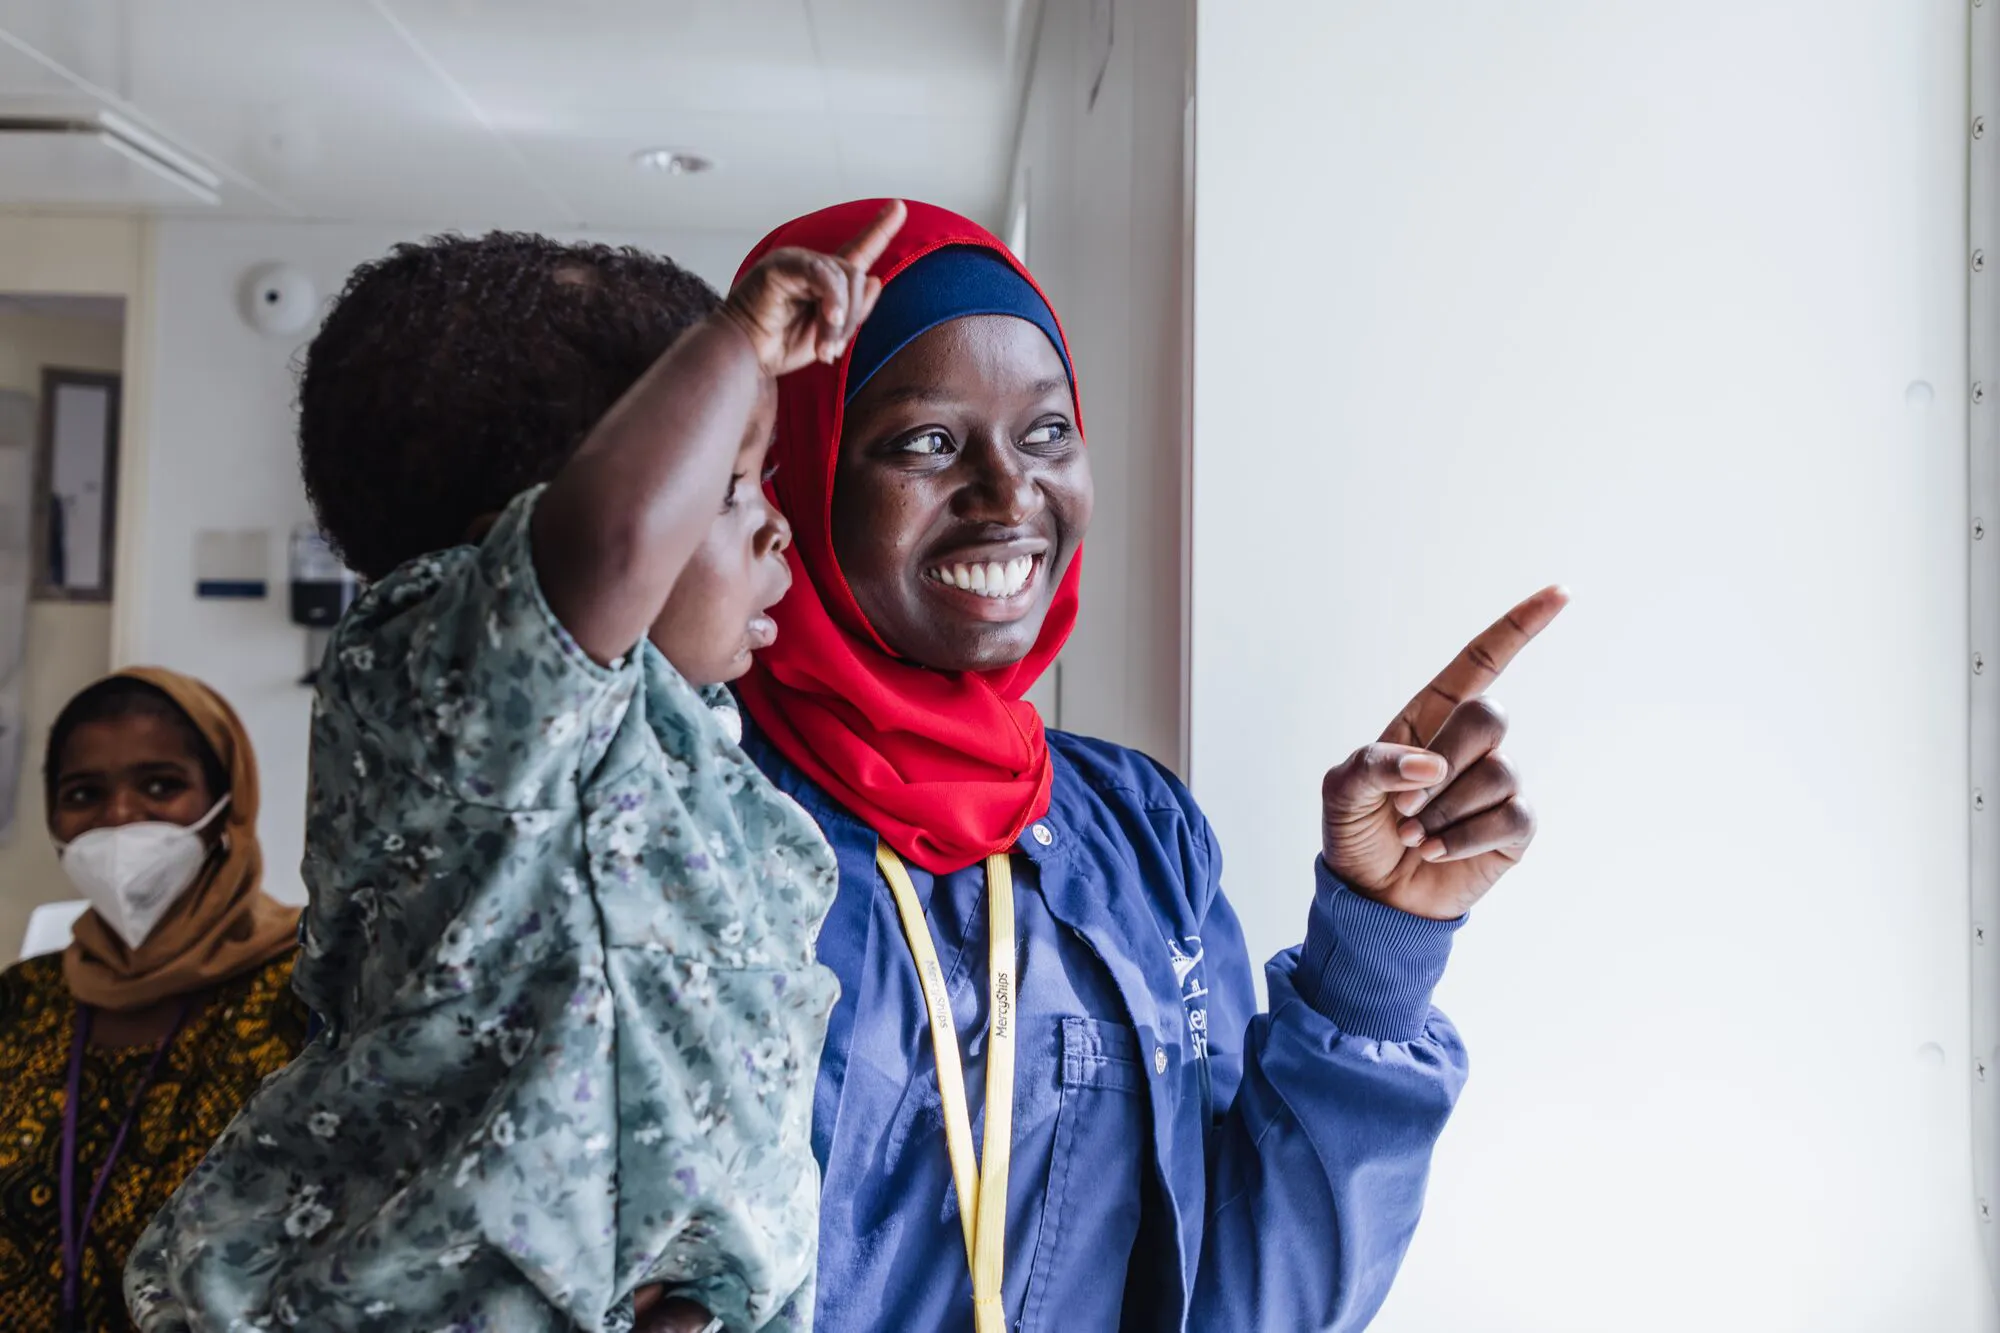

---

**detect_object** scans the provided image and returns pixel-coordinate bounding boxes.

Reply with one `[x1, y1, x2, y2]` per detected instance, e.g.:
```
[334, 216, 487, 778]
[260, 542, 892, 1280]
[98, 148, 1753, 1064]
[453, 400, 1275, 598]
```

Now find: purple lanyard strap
[58, 999, 192, 1321]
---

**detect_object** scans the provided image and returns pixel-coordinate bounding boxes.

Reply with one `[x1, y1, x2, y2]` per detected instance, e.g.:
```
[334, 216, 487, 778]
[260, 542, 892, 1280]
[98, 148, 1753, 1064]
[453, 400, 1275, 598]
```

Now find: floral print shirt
[125, 488, 840, 1332]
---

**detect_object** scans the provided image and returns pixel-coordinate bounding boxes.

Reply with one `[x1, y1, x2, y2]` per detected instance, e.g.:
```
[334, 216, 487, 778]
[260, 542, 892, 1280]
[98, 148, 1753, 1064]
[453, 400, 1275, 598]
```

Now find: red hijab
[734, 200, 1083, 874]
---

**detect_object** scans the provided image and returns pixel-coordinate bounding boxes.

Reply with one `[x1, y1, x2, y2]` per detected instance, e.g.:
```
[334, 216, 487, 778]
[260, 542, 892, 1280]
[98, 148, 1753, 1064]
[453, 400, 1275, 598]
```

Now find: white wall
[0, 307, 124, 959]
[124, 220, 759, 904]
[1192, 4, 1988, 1331]
[1005, 0, 1190, 768]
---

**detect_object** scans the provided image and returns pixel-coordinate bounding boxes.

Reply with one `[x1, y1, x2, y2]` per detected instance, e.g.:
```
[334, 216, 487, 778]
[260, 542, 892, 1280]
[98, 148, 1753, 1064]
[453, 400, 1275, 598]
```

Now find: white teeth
[928, 556, 1038, 599]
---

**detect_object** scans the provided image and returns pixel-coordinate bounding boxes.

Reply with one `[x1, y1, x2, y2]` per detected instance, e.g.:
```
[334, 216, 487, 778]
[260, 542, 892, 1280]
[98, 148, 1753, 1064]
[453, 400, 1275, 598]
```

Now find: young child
[125, 203, 909, 1332]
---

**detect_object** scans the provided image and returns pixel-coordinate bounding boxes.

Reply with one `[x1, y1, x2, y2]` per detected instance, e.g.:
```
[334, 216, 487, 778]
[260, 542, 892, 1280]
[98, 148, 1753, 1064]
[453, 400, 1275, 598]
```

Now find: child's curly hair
[298, 232, 721, 582]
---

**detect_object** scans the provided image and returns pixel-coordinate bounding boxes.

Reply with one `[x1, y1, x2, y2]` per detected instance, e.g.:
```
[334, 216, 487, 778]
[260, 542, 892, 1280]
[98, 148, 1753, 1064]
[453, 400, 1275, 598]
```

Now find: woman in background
[0, 667, 305, 1333]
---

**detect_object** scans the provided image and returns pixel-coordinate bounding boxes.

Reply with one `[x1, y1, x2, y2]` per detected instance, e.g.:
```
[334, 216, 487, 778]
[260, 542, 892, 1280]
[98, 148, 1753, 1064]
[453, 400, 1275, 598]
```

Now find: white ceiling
[0, 0, 1029, 231]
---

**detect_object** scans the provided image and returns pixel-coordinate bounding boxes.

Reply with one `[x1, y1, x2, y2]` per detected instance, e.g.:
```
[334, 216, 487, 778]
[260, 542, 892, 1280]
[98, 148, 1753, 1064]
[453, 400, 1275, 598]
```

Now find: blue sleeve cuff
[1291, 858, 1464, 1041]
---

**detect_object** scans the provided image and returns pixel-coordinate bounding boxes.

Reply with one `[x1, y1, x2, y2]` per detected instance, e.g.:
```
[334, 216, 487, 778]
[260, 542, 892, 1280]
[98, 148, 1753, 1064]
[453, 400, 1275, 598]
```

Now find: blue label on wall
[195, 579, 269, 599]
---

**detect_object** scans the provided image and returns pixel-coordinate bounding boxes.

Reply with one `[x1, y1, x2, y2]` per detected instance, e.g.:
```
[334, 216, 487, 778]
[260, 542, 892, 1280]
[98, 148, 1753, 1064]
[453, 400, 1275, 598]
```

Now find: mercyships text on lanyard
[877, 844, 1017, 1333]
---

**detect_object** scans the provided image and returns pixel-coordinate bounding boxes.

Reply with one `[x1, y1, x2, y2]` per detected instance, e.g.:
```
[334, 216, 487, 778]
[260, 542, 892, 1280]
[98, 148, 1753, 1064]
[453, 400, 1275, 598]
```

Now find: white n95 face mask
[57, 796, 230, 951]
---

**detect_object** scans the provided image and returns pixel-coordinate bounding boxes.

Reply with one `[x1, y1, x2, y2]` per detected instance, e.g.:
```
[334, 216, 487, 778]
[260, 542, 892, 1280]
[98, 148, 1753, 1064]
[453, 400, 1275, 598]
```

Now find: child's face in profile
[650, 378, 792, 685]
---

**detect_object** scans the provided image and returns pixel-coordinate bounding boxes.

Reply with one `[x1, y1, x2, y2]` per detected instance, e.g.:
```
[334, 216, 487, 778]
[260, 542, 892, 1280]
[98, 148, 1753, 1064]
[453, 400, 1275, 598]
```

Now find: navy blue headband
[844, 245, 1071, 402]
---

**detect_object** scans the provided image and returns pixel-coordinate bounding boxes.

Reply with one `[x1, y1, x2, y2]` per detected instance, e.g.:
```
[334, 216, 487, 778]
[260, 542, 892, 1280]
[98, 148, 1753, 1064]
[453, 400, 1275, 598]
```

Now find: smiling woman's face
[830, 314, 1091, 674]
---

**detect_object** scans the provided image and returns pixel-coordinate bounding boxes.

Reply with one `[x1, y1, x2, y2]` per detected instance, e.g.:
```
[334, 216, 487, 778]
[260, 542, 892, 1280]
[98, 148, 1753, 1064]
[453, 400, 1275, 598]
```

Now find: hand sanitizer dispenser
[289, 525, 357, 685]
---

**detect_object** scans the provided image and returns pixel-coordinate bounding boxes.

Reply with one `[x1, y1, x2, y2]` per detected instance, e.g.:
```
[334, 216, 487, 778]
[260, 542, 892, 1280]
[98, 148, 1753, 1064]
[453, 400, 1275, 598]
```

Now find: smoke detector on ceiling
[631, 148, 713, 176]
[239, 263, 319, 337]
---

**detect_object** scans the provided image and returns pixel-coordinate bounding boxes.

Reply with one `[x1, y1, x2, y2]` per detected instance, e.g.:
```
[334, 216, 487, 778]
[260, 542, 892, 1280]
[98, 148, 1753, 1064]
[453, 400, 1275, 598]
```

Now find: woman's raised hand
[721, 198, 908, 378]
[1319, 586, 1568, 922]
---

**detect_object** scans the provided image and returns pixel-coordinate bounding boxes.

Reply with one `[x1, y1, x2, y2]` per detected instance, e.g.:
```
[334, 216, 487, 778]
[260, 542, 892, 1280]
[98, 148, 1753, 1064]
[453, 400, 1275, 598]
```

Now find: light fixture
[631, 148, 713, 176]
[0, 108, 222, 206]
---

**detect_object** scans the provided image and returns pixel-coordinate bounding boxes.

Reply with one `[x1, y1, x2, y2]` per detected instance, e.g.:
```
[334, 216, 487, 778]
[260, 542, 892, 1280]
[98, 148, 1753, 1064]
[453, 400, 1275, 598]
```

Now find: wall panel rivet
[1979, 117, 1989, 140]
[1978, 923, 1989, 945]
[1983, 1199, 1993, 1223]
[1977, 250, 1988, 273]
[1977, 382, 1988, 405]
[1977, 653, 1986, 675]
[1977, 518, 1988, 540]
[1979, 1060, 1989, 1082]
[1976, 788, 1987, 812]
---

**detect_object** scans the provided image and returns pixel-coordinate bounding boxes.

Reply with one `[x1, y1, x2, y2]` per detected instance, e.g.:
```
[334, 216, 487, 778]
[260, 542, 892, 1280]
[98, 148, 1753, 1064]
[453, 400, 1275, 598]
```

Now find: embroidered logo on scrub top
[1167, 936, 1209, 1062]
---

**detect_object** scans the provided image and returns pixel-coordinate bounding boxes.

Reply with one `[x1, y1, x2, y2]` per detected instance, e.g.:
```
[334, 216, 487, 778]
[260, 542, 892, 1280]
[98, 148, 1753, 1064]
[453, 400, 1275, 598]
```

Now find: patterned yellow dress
[0, 951, 307, 1333]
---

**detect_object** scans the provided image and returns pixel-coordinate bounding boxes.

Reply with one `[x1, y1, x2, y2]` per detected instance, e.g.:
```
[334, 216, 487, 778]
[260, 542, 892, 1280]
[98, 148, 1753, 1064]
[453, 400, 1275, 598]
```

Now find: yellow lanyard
[877, 843, 1016, 1333]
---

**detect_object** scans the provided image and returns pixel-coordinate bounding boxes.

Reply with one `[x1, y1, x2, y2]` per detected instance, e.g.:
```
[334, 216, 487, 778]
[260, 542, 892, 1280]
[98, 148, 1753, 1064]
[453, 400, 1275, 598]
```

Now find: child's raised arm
[533, 199, 907, 664]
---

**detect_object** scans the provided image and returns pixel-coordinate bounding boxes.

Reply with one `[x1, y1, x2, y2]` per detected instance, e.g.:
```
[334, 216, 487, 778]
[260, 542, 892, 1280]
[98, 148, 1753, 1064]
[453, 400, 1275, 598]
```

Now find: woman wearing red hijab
[733, 199, 1563, 1331]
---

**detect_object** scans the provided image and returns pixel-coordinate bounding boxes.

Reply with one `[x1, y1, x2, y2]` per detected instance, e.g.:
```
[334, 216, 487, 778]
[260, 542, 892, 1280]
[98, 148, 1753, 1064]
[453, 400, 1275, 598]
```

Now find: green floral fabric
[127, 488, 838, 1332]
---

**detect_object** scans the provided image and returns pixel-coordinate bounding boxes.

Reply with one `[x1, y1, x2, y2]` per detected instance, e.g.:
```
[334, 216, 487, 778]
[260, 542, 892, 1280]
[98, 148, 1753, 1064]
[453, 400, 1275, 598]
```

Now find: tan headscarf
[57, 666, 300, 1012]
